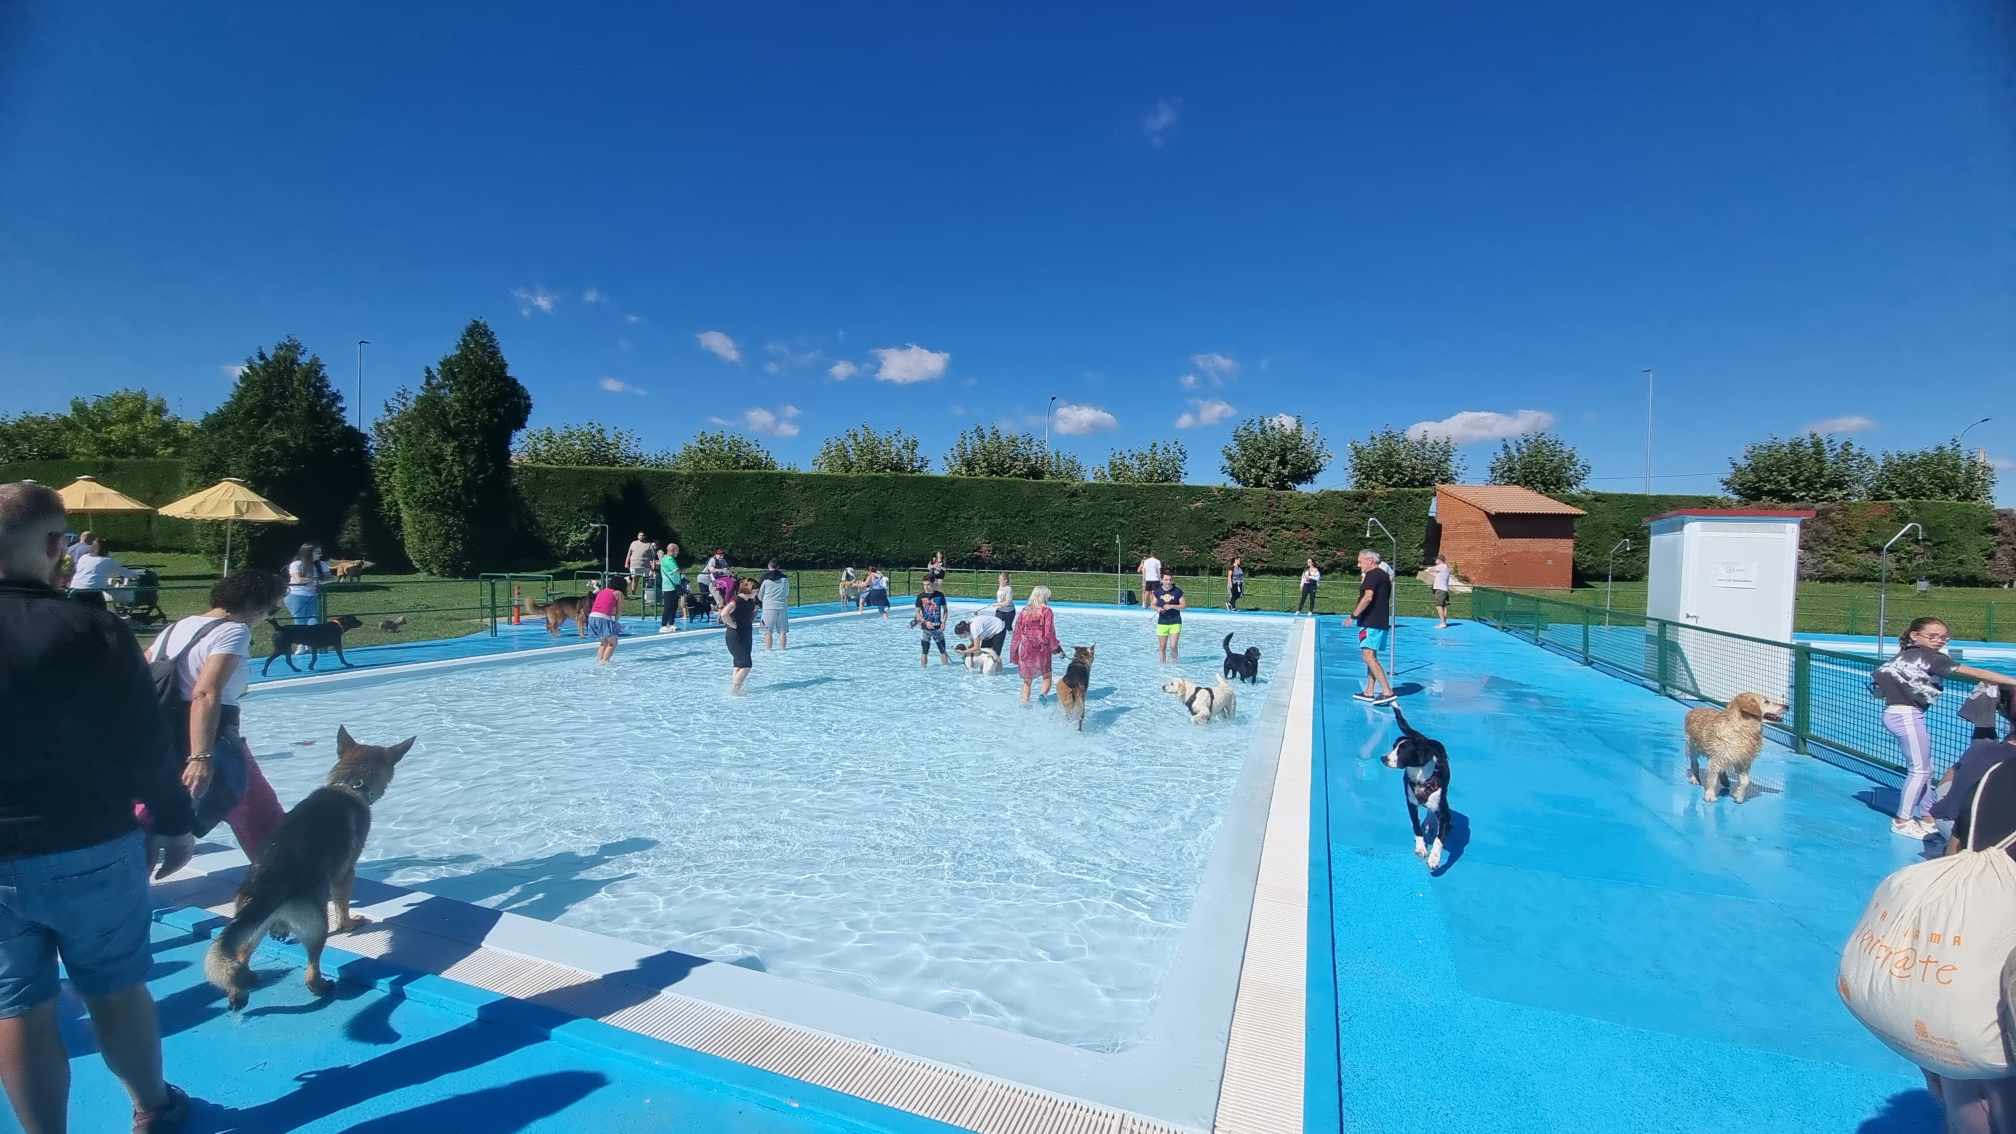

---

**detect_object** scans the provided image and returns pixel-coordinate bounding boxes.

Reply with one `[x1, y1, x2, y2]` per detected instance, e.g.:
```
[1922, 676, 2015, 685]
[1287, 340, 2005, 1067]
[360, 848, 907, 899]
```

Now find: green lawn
[1509, 580, 2011, 641]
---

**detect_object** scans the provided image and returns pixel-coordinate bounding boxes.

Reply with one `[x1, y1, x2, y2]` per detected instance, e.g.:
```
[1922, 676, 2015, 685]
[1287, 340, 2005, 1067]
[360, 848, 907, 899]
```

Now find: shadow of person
[1854, 1088, 1940, 1133]
[399, 839, 657, 924]
[334, 1070, 610, 1134]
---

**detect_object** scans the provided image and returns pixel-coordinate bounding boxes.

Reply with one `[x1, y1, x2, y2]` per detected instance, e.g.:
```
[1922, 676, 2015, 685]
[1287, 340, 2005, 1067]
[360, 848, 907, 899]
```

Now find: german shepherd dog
[263, 615, 364, 674]
[205, 727, 415, 1009]
[1058, 645, 1096, 731]
[1221, 632, 1261, 684]
[537, 594, 591, 636]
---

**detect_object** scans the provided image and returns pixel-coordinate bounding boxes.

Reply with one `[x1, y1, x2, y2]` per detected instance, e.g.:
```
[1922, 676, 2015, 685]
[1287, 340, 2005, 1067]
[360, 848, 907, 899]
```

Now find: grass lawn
[1509, 580, 2012, 641]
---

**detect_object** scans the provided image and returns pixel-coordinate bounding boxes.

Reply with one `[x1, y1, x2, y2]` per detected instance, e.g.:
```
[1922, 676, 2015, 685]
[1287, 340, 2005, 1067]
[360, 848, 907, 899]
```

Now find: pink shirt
[590, 587, 623, 617]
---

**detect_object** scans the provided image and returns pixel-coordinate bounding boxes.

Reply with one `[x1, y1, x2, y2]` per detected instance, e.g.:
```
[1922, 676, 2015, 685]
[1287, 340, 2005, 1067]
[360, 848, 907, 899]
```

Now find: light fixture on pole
[1877, 522, 1924, 656]
[1365, 516, 1398, 674]
[1605, 537, 1632, 625]
[1044, 395, 1057, 461]
[356, 340, 369, 431]
[1643, 367, 1654, 497]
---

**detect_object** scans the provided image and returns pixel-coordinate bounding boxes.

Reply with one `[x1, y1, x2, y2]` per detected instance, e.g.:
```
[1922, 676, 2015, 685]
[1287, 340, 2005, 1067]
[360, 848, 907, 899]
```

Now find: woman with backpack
[140, 570, 290, 853]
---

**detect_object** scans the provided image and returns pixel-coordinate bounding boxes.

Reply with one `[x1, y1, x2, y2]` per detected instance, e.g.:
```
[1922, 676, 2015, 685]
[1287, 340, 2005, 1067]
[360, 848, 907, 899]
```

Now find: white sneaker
[657, 626, 675, 634]
[1891, 819, 1928, 840]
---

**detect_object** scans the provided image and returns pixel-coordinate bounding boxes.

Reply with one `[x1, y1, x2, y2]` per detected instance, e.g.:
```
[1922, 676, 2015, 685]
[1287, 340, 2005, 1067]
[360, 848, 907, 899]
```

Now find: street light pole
[356, 340, 369, 431]
[1044, 395, 1057, 461]
[1643, 367, 1654, 497]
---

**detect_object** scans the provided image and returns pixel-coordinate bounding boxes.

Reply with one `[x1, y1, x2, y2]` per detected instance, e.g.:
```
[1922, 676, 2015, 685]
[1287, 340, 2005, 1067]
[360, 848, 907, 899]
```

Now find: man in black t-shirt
[1346, 548, 1395, 704]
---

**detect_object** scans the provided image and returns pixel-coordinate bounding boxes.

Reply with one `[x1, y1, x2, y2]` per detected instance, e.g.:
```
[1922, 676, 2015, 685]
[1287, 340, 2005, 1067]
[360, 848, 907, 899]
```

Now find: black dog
[1221, 632, 1261, 684]
[264, 615, 363, 674]
[1382, 707, 1452, 872]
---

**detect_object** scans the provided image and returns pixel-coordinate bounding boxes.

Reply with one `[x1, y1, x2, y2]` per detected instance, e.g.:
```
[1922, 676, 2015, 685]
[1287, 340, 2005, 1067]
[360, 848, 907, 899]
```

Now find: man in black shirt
[1346, 548, 1396, 704]
[0, 482, 196, 1132]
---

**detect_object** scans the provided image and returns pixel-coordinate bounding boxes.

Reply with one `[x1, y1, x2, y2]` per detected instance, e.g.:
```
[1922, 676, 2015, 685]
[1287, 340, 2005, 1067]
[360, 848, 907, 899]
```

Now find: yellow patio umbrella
[56, 475, 155, 516]
[157, 478, 299, 574]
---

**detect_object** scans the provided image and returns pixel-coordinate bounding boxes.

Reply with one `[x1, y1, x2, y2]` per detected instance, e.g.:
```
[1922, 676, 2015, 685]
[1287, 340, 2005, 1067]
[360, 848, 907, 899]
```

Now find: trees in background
[0, 412, 71, 461]
[1340, 426, 1444, 490]
[391, 321, 533, 574]
[188, 338, 369, 564]
[1868, 440, 1995, 504]
[1722, 433, 1875, 503]
[667, 430, 780, 472]
[515, 422, 669, 467]
[1093, 440, 1187, 483]
[1224, 416, 1332, 490]
[0, 388, 193, 461]
[1486, 431, 1589, 495]
[813, 425, 930, 474]
[942, 426, 1080, 479]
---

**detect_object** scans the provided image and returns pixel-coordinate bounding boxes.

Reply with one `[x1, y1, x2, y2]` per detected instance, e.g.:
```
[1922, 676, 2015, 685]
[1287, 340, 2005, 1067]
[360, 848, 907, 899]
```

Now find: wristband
[187, 752, 213, 762]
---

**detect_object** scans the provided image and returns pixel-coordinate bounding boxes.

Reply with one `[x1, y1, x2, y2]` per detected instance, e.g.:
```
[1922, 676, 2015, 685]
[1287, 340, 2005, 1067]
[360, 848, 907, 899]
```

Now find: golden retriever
[1684, 692, 1787, 803]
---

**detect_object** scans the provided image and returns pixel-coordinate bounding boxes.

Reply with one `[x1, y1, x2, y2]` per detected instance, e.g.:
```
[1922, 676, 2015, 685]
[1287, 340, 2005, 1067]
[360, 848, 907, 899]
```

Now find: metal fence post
[1654, 620, 1670, 697]
[1791, 644, 1812, 754]
[1580, 604, 1591, 666]
[1988, 603, 1998, 643]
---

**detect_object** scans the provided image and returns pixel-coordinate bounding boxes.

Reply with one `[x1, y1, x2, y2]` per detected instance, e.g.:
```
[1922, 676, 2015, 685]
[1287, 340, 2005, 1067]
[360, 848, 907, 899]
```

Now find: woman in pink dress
[1012, 585, 1061, 704]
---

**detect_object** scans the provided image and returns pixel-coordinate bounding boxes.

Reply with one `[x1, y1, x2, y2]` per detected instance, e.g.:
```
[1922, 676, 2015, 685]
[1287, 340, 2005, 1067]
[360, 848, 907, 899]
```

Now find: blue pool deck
[1308, 616, 1937, 1133]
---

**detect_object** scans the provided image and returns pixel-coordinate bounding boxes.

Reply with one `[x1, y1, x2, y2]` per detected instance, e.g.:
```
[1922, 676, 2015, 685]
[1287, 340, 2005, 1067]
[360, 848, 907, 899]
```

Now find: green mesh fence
[1471, 586, 1988, 780]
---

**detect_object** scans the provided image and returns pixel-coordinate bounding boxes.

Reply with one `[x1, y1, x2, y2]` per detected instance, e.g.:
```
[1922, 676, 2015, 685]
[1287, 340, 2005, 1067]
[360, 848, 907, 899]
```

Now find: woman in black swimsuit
[721, 575, 757, 694]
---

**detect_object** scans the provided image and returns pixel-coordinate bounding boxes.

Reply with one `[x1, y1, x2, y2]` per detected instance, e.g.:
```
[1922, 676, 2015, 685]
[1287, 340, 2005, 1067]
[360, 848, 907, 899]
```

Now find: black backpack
[150, 618, 231, 757]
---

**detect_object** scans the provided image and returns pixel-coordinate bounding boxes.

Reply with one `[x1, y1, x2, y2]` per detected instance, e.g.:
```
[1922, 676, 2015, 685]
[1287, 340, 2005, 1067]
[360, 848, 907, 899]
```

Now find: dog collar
[329, 778, 377, 803]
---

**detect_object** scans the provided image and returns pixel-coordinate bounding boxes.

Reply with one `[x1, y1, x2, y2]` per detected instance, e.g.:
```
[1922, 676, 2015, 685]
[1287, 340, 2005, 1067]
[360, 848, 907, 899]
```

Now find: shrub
[0, 458, 197, 549]
[393, 321, 532, 575]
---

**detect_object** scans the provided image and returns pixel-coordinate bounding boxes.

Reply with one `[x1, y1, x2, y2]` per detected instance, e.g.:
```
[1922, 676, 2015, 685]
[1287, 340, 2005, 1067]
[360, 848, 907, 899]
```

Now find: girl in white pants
[1872, 617, 2016, 839]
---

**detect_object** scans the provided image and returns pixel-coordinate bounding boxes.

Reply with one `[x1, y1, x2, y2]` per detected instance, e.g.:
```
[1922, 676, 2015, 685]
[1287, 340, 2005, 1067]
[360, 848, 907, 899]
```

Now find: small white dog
[1162, 676, 1237, 724]
[961, 646, 1002, 675]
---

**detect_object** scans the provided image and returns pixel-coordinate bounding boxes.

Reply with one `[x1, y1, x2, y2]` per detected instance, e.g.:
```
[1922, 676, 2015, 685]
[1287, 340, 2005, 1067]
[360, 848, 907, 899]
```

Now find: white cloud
[872, 344, 950, 384]
[1053, 403, 1118, 435]
[598, 376, 646, 397]
[1175, 399, 1237, 429]
[512, 286, 558, 316]
[1989, 454, 2015, 472]
[219, 364, 247, 379]
[1803, 414, 1876, 435]
[951, 403, 967, 416]
[1406, 408, 1554, 444]
[1179, 373, 1200, 389]
[696, 330, 742, 364]
[1268, 413, 1301, 432]
[828, 360, 859, 381]
[1190, 352, 1238, 381]
[1143, 97, 1181, 148]
[581, 287, 603, 304]
[742, 405, 801, 438]
[764, 343, 822, 374]
[624, 313, 644, 325]
[617, 337, 634, 352]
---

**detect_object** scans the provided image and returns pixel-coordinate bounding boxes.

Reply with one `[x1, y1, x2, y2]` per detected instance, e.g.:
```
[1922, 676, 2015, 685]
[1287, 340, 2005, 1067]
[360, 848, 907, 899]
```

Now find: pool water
[239, 605, 1293, 1051]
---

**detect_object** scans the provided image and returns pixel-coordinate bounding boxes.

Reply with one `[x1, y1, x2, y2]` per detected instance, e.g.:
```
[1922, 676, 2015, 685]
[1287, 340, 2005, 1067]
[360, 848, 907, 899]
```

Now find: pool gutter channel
[205, 607, 1311, 1133]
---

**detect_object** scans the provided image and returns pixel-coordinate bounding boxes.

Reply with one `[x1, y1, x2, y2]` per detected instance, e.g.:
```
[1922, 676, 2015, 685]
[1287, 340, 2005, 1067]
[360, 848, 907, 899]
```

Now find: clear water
[238, 606, 1293, 1051]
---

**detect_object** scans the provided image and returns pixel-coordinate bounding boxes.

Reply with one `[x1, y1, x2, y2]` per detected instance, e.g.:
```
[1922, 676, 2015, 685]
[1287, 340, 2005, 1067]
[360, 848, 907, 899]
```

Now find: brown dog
[1683, 691, 1788, 803]
[1058, 645, 1096, 731]
[328, 559, 373, 582]
[205, 726, 415, 1009]
[537, 595, 591, 636]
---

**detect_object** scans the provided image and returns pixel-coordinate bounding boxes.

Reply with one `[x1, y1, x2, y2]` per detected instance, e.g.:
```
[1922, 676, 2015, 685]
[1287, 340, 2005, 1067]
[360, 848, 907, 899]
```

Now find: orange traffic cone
[510, 584, 523, 625]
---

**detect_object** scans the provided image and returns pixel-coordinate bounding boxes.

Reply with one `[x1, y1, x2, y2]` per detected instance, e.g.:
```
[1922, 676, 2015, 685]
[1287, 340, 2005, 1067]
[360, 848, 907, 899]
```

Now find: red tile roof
[1434, 484, 1586, 517]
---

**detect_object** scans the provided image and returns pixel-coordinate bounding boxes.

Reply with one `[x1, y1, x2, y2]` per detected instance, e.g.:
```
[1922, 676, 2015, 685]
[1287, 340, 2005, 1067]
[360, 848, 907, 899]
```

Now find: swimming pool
[238, 605, 1295, 1055]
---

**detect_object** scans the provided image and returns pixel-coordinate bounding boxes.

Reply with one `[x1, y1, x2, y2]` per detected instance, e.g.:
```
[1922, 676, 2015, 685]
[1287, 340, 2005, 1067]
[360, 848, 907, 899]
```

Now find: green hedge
[0, 459, 198, 551]
[1561, 491, 1726, 582]
[512, 466, 1439, 575]
[1798, 499, 2001, 585]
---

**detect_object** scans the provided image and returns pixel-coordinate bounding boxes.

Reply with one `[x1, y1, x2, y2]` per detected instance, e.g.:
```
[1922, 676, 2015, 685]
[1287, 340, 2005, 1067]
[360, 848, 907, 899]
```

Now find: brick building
[1429, 484, 1585, 589]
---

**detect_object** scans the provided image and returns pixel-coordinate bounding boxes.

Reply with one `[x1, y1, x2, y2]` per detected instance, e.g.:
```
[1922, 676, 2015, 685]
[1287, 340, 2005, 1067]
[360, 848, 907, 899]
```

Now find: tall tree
[1868, 441, 1996, 503]
[1343, 427, 1457, 490]
[63, 388, 194, 458]
[812, 425, 930, 474]
[515, 422, 666, 467]
[0, 412, 70, 461]
[1486, 431, 1590, 495]
[1722, 433, 1873, 503]
[942, 426, 1062, 479]
[1223, 416, 1334, 490]
[188, 338, 369, 563]
[666, 430, 780, 472]
[368, 387, 415, 544]
[393, 321, 533, 574]
[1093, 440, 1188, 483]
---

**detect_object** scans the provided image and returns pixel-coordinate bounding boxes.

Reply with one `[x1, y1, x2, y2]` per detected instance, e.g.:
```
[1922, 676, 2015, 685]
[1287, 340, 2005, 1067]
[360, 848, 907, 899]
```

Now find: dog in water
[537, 595, 591, 636]
[1221, 632, 1261, 684]
[958, 644, 1003, 674]
[1163, 676, 1238, 724]
[327, 559, 374, 582]
[1382, 707, 1453, 871]
[1058, 645, 1096, 731]
[263, 615, 364, 674]
[1683, 692, 1787, 803]
[205, 726, 415, 1009]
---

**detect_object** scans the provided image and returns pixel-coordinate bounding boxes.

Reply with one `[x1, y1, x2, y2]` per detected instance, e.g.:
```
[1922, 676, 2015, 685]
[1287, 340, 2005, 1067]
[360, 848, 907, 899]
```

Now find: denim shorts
[0, 832, 151, 1016]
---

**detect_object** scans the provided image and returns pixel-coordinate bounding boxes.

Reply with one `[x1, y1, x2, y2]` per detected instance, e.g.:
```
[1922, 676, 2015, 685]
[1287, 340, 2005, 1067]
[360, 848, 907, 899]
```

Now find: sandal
[133, 1084, 190, 1133]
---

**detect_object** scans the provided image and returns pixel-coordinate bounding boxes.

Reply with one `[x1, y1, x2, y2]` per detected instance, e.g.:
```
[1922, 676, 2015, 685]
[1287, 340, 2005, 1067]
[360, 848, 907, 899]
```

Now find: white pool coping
[207, 606, 1312, 1132]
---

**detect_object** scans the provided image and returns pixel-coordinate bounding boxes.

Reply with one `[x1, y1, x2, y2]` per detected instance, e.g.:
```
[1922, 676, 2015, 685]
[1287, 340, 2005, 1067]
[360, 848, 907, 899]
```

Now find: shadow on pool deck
[1313, 616, 1938, 1134]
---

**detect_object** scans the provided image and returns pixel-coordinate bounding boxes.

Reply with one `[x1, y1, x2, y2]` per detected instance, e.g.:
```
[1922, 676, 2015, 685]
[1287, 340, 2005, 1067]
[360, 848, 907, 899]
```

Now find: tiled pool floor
[1313, 617, 1935, 1133]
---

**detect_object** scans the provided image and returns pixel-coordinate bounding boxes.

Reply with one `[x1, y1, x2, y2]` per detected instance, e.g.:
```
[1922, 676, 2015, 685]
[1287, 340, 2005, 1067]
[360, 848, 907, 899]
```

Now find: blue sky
[2, 2, 2012, 500]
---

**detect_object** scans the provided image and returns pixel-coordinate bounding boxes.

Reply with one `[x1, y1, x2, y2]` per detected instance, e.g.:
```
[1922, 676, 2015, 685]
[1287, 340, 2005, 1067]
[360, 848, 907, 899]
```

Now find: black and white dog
[1221, 632, 1261, 684]
[1382, 707, 1452, 871]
